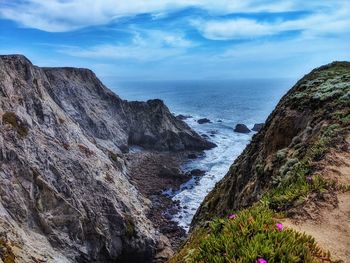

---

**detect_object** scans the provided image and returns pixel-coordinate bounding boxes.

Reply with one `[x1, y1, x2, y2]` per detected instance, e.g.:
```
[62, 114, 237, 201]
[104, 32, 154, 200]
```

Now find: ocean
[109, 79, 295, 231]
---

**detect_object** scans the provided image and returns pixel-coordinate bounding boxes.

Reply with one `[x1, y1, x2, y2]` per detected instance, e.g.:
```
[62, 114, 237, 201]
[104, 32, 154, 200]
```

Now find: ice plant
[257, 258, 267, 263]
[228, 214, 237, 220]
[276, 223, 284, 231]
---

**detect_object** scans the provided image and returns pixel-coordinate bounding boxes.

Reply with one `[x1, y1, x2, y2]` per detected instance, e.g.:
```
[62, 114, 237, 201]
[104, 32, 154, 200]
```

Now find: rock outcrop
[0, 55, 214, 262]
[197, 118, 211, 124]
[233, 123, 251, 133]
[252, 123, 264, 132]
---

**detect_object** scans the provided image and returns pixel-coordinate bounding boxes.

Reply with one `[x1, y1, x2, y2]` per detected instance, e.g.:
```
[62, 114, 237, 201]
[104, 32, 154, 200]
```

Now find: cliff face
[166, 62, 350, 262]
[43, 66, 214, 152]
[0, 55, 213, 262]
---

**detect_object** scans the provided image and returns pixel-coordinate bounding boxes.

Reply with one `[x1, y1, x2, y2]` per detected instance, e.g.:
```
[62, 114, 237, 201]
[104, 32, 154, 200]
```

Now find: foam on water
[168, 116, 254, 231]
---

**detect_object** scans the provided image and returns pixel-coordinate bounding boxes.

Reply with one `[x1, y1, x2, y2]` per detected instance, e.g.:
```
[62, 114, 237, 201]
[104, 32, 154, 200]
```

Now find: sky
[0, 0, 349, 81]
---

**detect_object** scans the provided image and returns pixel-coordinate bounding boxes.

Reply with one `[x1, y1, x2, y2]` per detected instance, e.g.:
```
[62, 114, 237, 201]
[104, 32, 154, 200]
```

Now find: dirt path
[283, 136, 350, 262]
[283, 192, 350, 262]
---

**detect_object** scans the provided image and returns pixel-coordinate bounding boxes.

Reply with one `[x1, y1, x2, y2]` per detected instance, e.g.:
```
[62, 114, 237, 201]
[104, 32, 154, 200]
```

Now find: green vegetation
[170, 204, 330, 263]
[267, 124, 339, 210]
[2, 112, 28, 138]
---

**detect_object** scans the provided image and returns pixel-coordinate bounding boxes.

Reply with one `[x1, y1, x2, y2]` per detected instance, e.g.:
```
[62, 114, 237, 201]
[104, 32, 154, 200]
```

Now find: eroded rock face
[0, 55, 213, 262]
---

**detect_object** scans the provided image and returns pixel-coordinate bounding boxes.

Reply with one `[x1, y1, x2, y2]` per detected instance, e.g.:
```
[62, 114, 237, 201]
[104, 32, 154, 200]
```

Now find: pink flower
[228, 214, 237, 220]
[276, 223, 284, 231]
[257, 258, 267, 263]
[306, 176, 313, 182]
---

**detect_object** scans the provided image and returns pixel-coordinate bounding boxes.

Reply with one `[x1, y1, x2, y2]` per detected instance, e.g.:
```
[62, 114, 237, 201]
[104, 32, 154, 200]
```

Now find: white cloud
[193, 2, 350, 40]
[59, 30, 194, 61]
[0, 0, 341, 32]
[192, 19, 274, 40]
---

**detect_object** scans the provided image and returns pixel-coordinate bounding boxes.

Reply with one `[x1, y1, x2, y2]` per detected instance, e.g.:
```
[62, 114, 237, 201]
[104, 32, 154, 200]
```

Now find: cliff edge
[170, 62, 350, 262]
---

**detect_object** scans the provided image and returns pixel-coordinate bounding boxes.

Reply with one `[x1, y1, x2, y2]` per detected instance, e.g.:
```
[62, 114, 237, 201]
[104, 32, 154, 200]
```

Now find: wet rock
[252, 123, 264, 132]
[234, 124, 251, 133]
[188, 153, 198, 159]
[176, 114, 192, 120]
[197, 118, 211, 124]
[189, 169, 206, 177]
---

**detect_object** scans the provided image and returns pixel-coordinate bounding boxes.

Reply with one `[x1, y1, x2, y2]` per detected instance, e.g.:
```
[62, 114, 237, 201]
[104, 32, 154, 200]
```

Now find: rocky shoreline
[126, 150, 204, 257]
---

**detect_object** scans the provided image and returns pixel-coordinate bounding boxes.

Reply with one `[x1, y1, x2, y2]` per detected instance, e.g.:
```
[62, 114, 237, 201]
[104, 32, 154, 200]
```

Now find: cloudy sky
[0, 0, 349, 81]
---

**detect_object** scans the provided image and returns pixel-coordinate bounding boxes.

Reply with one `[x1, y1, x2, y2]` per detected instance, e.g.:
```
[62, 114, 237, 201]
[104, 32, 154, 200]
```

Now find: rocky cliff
[0, 55, 214, 263]
[170, 62, 350, 262]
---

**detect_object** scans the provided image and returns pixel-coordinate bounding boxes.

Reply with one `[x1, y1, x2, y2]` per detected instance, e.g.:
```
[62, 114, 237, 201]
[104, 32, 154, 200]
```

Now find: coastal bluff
[0, 55, 214, 262]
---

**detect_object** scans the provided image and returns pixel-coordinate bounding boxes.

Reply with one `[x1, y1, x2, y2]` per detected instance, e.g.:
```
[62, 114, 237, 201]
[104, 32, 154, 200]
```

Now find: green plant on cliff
[170, 204, 330, 263]
[266, 123, 340, 210]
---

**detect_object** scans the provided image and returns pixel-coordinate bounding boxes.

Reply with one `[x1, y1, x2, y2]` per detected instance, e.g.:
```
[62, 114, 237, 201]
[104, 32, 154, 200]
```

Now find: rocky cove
[0, 55, 349, 263]
[0, 55, 215, 262]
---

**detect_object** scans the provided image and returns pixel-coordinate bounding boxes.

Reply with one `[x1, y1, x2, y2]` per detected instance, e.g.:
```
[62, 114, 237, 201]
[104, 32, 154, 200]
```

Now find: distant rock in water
[197, 118, 211, 124]
[0, 55, 215, 263]
[176, 114, 192, 120]
[252, 123, 264, 132]
[234, 124, 251, 133]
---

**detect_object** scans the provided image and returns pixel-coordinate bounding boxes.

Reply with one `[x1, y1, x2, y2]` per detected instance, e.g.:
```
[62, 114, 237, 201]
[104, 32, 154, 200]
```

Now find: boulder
[197, 118, 211, 124]
[189, 169, 206, 177]
[252, 123, 264, 132]
[234, 124, 251, 133]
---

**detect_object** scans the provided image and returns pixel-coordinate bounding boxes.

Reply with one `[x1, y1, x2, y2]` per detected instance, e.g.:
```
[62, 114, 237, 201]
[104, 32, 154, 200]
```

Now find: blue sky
[0, 1, 349, 81]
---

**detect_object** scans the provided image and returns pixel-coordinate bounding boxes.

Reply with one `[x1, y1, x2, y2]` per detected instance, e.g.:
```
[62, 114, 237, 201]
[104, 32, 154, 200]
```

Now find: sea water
[109, 79, 294, 231]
